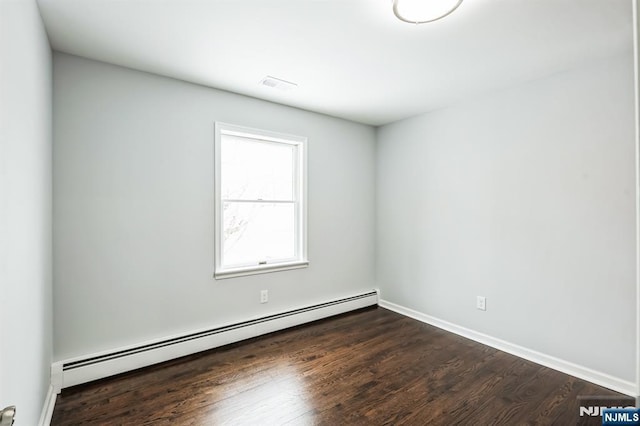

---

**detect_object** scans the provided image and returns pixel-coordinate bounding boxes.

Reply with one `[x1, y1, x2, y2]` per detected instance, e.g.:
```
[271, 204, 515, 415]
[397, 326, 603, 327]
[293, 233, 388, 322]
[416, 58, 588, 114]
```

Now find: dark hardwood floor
[51, 307, 631, 425]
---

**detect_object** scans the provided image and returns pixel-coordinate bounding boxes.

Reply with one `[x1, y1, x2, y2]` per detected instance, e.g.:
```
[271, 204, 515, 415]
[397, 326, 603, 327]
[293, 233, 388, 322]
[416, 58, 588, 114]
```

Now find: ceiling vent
[260, 76, 297, 91]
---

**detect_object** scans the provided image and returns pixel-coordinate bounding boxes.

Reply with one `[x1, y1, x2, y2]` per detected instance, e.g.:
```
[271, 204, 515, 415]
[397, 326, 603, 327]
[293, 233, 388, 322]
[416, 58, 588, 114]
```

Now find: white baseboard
[38, 385, 57, 426]
[51, 362, 63, 394]
[379, 299, 638, 397]
[57, 291, 378, 389]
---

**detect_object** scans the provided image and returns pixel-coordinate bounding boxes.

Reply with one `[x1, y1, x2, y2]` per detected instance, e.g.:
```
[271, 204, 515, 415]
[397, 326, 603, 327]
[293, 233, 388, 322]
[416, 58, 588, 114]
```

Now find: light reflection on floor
[206, 362, 312, 425]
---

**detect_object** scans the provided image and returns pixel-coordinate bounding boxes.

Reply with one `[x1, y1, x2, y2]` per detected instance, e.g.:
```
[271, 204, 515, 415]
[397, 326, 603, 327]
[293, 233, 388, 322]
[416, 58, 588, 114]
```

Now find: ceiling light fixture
[393, 0, 463, 24]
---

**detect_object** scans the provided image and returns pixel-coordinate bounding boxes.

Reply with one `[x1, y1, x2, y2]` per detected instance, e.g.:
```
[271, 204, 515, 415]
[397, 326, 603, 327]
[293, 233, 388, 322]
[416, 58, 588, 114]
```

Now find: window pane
[221, 135, 295, 201]
[223, 201, 295, 267]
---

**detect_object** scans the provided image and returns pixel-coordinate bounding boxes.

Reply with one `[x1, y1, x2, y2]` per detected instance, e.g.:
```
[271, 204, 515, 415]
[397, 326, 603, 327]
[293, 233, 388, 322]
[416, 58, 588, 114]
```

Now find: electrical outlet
[260, 290, 268, 304]
[477, 296, 486, 311]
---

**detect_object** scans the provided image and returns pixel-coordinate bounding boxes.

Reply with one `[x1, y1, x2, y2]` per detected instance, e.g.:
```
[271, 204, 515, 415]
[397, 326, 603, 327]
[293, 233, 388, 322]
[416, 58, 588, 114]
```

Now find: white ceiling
[37, 0, 633, 126]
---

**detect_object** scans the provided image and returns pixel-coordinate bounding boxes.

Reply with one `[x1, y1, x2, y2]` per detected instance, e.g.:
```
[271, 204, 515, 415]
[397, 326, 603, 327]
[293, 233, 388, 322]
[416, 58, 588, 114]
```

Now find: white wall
[377, 53, 637, 383]
[53, 53, 376, 360]
[0, 0, 53, 423]
[634, 0, 640, 395]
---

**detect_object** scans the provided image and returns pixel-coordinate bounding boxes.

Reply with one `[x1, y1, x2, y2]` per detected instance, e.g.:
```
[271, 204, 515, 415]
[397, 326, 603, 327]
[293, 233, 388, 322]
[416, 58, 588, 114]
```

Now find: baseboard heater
[54, 290, 378, 390]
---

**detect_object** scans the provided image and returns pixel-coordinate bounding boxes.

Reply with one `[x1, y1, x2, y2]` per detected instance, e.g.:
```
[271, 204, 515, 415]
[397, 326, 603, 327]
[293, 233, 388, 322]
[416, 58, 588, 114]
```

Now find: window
[214, 122, 308, 278]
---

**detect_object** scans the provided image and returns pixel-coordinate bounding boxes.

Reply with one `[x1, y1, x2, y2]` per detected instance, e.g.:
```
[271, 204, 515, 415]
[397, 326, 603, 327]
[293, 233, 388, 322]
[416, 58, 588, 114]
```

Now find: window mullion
[222, 199, 295, 204]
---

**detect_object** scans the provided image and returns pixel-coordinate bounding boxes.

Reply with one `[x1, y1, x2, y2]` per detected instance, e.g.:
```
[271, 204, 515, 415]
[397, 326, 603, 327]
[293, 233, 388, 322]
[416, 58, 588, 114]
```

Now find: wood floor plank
[51, 307, 628, 425]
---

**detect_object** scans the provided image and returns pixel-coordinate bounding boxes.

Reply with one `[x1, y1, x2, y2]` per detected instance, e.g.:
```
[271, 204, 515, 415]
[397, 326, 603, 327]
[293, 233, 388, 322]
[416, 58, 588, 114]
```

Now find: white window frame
[214, 122, 308, 279]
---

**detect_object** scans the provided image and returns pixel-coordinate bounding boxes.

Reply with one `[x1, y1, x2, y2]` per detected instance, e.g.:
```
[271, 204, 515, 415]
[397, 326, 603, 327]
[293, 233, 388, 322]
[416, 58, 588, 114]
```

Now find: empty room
[1, 0, 639, 424]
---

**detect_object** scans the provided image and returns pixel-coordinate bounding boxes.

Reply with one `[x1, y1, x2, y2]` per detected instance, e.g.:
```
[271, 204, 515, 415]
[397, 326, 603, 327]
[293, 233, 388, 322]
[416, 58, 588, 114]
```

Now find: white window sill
[215, 260, 309, 280]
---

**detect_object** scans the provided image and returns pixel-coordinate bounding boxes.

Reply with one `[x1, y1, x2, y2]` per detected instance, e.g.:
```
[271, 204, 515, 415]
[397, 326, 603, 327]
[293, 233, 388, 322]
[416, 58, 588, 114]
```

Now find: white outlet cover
[477, 296, 486, 311]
